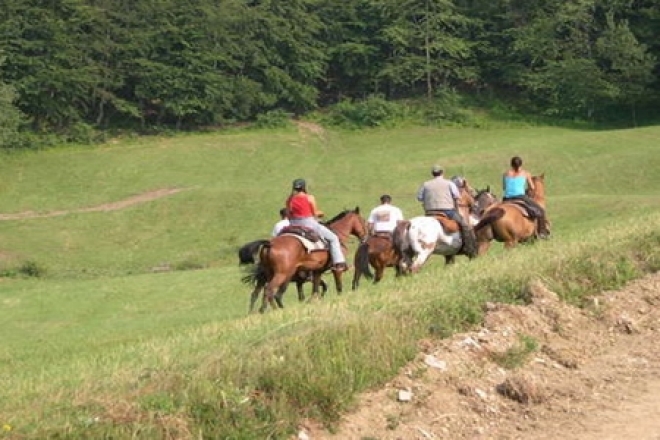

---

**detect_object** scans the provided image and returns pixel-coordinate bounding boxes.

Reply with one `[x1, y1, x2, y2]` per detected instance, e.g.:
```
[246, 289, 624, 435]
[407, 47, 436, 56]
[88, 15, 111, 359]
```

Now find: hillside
[307, 273, 660, 440]
[1, 124, 660, 438]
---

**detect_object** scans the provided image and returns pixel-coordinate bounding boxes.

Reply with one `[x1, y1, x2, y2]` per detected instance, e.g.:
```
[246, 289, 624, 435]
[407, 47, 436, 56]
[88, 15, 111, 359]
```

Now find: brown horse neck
[328, 213, 367, 244]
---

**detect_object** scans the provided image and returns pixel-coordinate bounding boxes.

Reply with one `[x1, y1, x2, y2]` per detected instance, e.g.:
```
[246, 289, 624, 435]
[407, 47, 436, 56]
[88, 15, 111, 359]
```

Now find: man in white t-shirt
[271, 208, 290, 236]
[367, 195, 404, 235]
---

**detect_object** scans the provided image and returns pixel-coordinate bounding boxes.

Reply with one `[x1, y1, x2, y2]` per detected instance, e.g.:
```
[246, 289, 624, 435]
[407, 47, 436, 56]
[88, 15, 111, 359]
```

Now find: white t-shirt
[368, 204, 404, 233]
[271, 219, 290, 236]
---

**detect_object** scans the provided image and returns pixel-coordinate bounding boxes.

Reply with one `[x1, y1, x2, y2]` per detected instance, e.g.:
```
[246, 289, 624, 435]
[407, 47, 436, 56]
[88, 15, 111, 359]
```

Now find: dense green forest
[1, 0, 659, 147]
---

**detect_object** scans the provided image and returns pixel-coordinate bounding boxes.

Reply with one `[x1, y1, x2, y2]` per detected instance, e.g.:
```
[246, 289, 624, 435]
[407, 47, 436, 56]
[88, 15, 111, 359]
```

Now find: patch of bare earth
[0, 188, 184, 221]
[295, 120, 327, 144]
[302, 272, 660, 440]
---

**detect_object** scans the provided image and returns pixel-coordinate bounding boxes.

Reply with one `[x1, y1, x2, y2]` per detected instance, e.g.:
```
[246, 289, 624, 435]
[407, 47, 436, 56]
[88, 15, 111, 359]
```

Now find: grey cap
[431, 164, 443, 173]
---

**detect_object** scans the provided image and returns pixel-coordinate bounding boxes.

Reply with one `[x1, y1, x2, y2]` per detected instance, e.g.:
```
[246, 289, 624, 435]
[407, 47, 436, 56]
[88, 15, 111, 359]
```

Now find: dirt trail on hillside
[302, 272, 660, 440]
[0, 188, 184, 220]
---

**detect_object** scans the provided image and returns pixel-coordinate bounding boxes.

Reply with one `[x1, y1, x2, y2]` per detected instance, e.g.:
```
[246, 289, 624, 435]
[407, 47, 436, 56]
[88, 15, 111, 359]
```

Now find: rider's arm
[525, 171, 536, 193]
[416, 185, 425, 202]
[307, 194, 323, 218]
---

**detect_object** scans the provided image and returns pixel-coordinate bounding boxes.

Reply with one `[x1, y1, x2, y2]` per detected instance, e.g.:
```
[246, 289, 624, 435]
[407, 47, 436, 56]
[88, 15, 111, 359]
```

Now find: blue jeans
[289, 217, 345, 264]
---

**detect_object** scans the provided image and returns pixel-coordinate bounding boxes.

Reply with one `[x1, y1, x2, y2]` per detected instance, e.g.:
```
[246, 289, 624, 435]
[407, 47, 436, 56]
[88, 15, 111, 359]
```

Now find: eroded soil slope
[303, 272, 660, 440]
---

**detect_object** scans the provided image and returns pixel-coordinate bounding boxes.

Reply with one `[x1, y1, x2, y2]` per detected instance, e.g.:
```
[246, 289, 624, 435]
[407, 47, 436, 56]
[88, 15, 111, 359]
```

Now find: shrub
[324, 95, 403, 128]
[18, 260, 47, 278]
[253, 110, 293, 129]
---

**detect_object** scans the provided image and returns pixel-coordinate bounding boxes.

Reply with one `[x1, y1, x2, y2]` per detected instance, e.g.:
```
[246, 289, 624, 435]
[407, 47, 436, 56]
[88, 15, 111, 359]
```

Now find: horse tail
[392, 220, 413, 268]
[237, 239, 270, 265]
[241, 264, 267, 285]
[474, 207, 506, 232]
[392, 220, 412, 260]
[355, 241, 374, 280]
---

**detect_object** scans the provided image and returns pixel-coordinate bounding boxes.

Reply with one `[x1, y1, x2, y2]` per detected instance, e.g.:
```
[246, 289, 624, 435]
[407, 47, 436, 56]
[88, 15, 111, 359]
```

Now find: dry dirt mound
[0, 188, 184, 221]
[303, 272, 660, 440]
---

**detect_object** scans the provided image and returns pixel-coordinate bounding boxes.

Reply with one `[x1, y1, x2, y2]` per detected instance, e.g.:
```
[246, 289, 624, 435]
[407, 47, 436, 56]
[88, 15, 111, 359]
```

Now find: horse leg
[262, 274, 287, 312]
[275, 284, 287, 309]
[477, 239, 492, 256]
[296, 279, 306, 302]
[445, 255, 456, 265]
[333, 270, 344, 294]
[308, 272, 323, 302]
[249, 280, 265, 314]
[352, 263, 361, 290]
[374, 261, 384, 283]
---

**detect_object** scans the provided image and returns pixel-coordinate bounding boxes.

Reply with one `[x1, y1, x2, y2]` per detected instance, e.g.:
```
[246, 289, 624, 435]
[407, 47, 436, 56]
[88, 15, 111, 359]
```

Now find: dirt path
[303, 272, 660, 440]
[0, 188, 184, 220]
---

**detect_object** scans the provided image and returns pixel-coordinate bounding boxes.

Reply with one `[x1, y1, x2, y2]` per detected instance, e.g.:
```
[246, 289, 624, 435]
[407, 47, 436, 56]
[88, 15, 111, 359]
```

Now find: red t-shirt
[287, 193, 314, 218]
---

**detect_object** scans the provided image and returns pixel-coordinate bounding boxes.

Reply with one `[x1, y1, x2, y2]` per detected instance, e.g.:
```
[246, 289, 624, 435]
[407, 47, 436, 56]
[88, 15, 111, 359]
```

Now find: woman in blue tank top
[502, 156, 549, 238]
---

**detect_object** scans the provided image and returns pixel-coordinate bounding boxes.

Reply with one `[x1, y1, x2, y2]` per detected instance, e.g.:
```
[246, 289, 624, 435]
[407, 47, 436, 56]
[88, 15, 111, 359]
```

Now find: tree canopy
[1, 0, 659, 144]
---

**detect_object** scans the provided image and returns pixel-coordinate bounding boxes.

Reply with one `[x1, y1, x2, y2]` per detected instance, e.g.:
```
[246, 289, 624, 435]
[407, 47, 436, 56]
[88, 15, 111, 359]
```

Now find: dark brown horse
[351, 232, 405, 290]
[472, 186, 499, 219]
[474, 174, 549, 255]
[254, 208, 368, 313]
[238, 239, 327, 310]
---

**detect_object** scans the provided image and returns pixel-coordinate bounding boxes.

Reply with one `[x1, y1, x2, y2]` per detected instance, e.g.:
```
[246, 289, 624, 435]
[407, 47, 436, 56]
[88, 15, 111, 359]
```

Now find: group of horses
[239, 175, 548, 313]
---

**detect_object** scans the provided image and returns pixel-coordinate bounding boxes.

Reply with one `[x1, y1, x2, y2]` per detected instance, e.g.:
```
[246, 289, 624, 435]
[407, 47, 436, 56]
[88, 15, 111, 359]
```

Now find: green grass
[1, 122, 660, 438]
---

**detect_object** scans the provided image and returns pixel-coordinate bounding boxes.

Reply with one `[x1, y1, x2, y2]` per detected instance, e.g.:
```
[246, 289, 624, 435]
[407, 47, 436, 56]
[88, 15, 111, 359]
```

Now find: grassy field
[1, 123, 660, 438]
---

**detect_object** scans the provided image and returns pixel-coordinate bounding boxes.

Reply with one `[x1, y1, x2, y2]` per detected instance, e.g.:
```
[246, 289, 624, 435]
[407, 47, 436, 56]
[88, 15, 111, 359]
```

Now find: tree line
[1, 0, 659, 147]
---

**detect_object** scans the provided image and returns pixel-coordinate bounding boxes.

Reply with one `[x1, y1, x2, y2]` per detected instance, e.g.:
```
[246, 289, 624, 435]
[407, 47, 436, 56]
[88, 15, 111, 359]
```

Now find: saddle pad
[279, 233, 327, 252]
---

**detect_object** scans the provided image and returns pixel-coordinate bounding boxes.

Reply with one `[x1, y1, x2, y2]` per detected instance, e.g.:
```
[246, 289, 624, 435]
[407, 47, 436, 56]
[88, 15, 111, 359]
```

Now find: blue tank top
[504, 175, 526, 198]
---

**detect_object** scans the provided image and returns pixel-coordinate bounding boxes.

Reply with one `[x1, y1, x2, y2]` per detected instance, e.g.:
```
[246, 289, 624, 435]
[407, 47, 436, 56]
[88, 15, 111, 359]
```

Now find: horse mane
[323, 207, 360, 225]
[529, 174, 546, 201]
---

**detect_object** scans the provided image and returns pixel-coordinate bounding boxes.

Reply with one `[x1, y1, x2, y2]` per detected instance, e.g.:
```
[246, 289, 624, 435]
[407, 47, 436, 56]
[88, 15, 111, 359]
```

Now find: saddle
[502, 199, 539, 219]
[278, 226, 327, 252]
[425, 212, 460, 234]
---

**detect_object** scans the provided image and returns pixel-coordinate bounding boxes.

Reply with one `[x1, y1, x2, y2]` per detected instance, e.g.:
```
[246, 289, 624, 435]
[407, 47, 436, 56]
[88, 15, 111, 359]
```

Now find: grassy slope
[1, 124, 660, 437]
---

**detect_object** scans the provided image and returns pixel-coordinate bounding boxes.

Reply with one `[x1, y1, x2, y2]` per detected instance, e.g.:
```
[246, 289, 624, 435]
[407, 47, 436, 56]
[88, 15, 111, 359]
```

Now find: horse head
[326, 207, 368, 242]
[529, 174, 546, 205]
[473, 187, 498, 218]
[456, 183, 476, 222]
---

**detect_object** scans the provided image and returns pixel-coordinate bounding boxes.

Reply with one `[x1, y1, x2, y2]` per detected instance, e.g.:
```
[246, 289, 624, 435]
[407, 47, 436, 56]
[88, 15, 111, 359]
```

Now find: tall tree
[376, 0, 476, 98]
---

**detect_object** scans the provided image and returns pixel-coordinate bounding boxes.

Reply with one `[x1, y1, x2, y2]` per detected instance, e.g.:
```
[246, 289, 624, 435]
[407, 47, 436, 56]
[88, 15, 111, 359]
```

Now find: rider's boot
[536, 213, 550, 239]
[458, 222, 478, 258]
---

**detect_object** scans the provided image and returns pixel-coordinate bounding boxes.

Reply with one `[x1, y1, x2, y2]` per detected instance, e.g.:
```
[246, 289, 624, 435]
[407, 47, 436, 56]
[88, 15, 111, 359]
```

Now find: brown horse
[253, 208, 368, 313]
[472, 186, 499, 219]
[474, 174, 549, 255]
[351, 232, 405, 290]
[238, 239, 327, 310]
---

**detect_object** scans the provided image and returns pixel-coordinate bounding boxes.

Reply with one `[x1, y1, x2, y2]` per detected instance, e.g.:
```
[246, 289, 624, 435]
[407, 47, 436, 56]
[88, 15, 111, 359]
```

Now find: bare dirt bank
[304, 272, 660, 440]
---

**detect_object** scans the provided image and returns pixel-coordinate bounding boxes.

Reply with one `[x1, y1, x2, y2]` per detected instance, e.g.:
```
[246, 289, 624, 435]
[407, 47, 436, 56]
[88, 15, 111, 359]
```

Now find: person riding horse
[417, 165, 478, 257]
[502, 156, 550, 239]
[271, 208, 290, 237]
[367, 194, 404, 236]
[285, 178, 349, 273]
